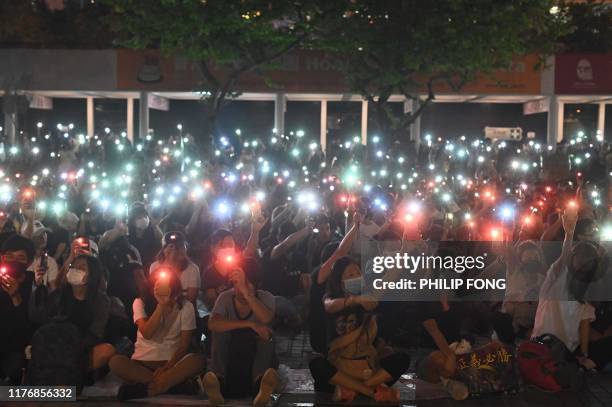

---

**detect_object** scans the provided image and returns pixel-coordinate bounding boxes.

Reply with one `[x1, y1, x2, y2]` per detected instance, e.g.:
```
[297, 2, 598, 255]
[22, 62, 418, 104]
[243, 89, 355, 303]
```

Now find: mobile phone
[77, 237, 90, 252]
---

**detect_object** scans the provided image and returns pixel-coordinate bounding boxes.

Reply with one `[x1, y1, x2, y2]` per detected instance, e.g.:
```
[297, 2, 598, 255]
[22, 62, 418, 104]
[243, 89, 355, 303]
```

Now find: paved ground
[6, 331, 612, 406]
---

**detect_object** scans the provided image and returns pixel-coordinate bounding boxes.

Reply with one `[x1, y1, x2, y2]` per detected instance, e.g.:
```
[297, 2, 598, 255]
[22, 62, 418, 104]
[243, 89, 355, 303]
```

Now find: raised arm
[243, 215, 266, 258]
[270, 219, 313, 260]
[316, 213, 362, 285]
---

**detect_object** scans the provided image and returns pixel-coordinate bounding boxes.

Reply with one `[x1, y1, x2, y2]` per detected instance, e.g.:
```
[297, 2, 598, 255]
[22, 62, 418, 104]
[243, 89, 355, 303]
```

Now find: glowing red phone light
[545, 186, 552, 193]
[404, 213, 414, 222]
[577, 172, 582, 178]
[340, 195, 347, 203]
[523, 216, 532, 225]
[490, 229, 500, 239]
[225, 255, 234, 263]
[0, 266, 7, 274]
[567, 200, 578, 209]
[159, 271, 168, 279]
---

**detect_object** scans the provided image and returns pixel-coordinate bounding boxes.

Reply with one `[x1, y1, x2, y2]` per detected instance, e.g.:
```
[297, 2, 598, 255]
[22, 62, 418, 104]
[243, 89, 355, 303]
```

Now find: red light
[225, 255, 234, 264]
[577, 172, 582, 178]
[490, 228, 501, 240]
[0, 266, 7, 274]
[276, 178, 283, 184]
[204, 181, 212, 189]
[545, 186, 552, 193]
[340, 195, 347, 203]
[523, 216, 532, 225]
[159, 271, 167, 279]
[404, 213, 414, 222]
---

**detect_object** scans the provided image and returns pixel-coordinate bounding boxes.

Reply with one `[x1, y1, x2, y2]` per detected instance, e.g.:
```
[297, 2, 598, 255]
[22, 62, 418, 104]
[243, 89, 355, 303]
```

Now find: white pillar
[86, 97, 94, 138]
[547, 96, 565, 147]
[361, 99, 368, 145]
[3, 111, 17, 146]
[404, 97, 422, 145]
[126, 97, 134, 143]
[320, 100, 327, 152]
[274, 92, 286, 136]
[597, 102, 605, 142]
[139, 91, 149, 141]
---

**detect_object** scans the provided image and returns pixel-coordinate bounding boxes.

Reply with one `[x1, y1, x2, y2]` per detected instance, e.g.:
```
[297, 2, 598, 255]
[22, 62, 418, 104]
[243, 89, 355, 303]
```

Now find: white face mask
[135, 216, 150, 230]
[66, 268, 87, 286]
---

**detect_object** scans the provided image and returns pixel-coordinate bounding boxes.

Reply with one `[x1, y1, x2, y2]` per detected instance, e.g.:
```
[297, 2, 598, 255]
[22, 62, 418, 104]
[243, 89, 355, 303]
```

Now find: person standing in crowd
[203, 259, 278, 407]
[109, 268, 205, 400]
[0, 234, 36, 385]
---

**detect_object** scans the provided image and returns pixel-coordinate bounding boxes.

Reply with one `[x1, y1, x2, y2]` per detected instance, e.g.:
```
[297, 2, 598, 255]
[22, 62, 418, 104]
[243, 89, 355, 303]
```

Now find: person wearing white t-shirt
[531, 204, 598, 369]
[149, 231, 200, 304]
[109, 268, 205, 401]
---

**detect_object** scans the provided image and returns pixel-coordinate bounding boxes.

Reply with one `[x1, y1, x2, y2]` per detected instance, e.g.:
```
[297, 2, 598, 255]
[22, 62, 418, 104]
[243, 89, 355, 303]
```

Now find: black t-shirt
[261, 247, 306, 297]
[309, 267, 327, 353]
[0, 273, 33, 352]
[203, 264, 231, 293]
[129, 227, 161, 272]
[326, 302, 366, 346]
[417, 302, 463, 349]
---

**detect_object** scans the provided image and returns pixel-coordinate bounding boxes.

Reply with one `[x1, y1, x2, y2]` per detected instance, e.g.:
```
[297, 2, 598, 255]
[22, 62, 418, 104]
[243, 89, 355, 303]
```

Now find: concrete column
[126, 97, 134, 143]
[320, 100, 327, 152]
[274, 92, 286, 136]
[404, 97, 421, 146]
[3, 112, 16, 146]
[547, 96, 564, 147]
[361, 100, 368, 145]
[139, 91, 149, 141]
[86, 96, 94, 138]
[597, 102, 605, 142]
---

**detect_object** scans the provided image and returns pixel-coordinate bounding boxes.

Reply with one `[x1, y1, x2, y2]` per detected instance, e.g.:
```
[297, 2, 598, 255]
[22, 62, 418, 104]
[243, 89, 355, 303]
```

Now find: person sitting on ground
[309, 255, 410, 403]
[203, 258, 278, 407]
[29, 253, 116, 381]
[109, 268, 205, 400]
[150, 232, 200, 305]
[0, 234, 36, 385]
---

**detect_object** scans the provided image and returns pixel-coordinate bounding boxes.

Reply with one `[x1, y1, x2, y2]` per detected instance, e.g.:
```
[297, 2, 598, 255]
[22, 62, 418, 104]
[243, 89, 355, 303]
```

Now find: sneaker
[117, 383, 148, 401]
[332, 385, 356, 403]
[374, 384, 400, 403]
[253, 368, 279, 407]
[444, 378, 469, 400]
[202, 372, 224, 406]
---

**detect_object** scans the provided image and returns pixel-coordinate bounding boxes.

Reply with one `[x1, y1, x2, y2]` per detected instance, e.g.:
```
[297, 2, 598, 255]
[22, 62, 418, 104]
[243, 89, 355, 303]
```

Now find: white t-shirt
[150, 261, 201, 291]
[531, 263, 595, 351]
[131, 298, 196, 361]
[27, 254, 59, 287]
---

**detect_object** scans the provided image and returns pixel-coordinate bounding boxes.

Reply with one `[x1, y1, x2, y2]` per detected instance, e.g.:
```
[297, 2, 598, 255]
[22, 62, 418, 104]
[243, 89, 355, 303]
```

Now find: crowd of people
[0, 121, 611, 404]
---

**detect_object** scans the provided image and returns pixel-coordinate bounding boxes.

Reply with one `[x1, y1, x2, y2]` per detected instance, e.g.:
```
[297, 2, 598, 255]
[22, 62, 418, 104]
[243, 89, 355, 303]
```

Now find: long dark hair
[60, 255, 107, 327]
[326, 256, 359, 300]
[142, 267, 185, 316]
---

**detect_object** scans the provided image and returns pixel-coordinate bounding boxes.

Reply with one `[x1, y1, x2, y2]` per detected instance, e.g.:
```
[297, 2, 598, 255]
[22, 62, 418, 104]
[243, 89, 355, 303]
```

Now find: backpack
[27, 321, 85, 392]
[517, 334, 582, 392]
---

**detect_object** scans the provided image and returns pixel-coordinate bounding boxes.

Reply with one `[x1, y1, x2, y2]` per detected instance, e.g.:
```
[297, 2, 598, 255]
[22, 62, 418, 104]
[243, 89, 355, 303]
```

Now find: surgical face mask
[66, 268, 87, 286]
[134, 216, 150, 230]
[343, 277, 363, 295]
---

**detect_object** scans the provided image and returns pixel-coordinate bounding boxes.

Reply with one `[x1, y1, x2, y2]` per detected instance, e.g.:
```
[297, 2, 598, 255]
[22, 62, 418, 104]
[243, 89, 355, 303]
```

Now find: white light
[177, 124, 183, 130]
[37, 122, 43, 129]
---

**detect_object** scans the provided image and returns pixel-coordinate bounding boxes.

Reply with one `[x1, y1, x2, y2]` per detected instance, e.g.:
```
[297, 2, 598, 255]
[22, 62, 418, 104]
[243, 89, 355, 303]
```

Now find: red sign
[555, 54, 612, 94]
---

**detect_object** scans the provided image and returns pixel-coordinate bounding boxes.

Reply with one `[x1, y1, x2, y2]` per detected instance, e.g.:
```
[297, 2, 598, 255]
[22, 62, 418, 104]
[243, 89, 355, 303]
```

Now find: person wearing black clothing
[0, 234, 36, 384]
[127, 204, 162, 274]
[29, 254, 116, 377]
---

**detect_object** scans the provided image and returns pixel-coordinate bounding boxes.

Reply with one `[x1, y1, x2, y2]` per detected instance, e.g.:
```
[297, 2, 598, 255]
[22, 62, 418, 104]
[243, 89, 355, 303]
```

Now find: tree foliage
[104, 0, 336, 140]
[313, 0, 568, 140]
[558, 0, 612, 53]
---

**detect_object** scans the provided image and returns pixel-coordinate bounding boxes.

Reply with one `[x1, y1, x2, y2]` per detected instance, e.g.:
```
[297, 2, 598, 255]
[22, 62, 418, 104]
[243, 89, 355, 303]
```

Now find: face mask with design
[343, 277, 363, 295]
[66, 268, 87, 286]
[134, 216, 150, 230]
